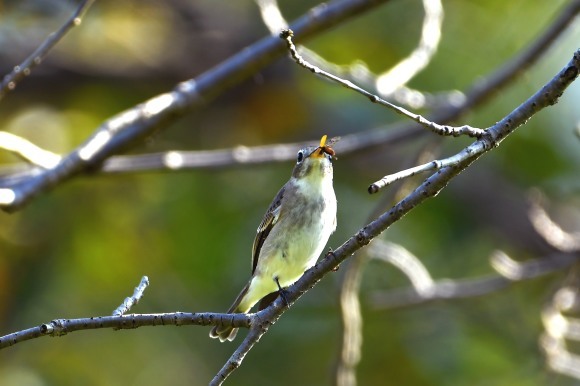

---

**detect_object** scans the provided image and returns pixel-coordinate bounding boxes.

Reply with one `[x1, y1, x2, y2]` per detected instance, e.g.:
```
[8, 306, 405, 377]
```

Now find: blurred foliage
[0, 0, 580, 385]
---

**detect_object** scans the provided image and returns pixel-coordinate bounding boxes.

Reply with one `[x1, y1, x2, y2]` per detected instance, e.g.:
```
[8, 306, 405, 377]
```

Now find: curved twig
[280, 29, 485, 139]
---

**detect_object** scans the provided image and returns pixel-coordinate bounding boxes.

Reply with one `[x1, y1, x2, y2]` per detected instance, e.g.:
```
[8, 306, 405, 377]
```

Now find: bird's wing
[251, 185, 285, 274]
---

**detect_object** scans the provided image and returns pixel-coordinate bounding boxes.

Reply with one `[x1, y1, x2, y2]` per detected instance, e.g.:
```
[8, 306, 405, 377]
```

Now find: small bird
[210, 135, 338, 342]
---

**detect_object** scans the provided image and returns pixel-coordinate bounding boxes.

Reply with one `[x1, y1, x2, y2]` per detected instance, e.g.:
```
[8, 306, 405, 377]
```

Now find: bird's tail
[209, 281, 250, 342]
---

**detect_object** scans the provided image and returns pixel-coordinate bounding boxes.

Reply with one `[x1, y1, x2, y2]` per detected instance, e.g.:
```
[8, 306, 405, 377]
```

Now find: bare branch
[368, 149, 478, 193]
[541, 267, 580, 380]
[112, 276, 150, 317]
[0, 0, 95, 100]
[0, 311, 251, 350]
[0, 131, 61, 168]
[280, 29, 485, 139]
[111, 0, 580, 173]
[371, 252, 577, 310]
[528, 190, 580, 253]
[210, 320, 268, 386]
[0, 0, 575, 181]
[369, 50, 580, 194]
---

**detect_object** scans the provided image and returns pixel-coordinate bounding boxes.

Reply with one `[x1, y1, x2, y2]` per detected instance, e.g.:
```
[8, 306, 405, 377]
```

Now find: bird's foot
[274, 277, 290, 307]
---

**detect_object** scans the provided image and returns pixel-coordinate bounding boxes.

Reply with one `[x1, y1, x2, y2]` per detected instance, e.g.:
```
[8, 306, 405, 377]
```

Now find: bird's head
[292, 135, 337, 180]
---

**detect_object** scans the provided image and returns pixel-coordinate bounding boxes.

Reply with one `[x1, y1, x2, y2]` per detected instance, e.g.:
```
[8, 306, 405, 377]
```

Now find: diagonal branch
[334, 2, 580, 381]
[0, 0, 95, 100]
[209, 50, 580, 384]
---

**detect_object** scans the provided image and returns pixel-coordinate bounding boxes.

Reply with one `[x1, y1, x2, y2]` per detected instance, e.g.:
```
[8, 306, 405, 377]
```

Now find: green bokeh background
[1, 0, 580, 385]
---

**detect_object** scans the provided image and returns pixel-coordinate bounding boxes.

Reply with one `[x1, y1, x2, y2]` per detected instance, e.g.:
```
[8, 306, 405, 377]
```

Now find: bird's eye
[296, 150, 304, 163]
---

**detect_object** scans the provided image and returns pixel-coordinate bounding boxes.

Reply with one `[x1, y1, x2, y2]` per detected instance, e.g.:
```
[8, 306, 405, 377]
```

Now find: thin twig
[112, 276, 150, 317]
[541, 265, 580, 380]
[369, 46, 580, 194]
[0, 0, 95, 100]
[367, 151, 471, 193]
[256, 0, 448, 109]
[280, 29, 485, 139]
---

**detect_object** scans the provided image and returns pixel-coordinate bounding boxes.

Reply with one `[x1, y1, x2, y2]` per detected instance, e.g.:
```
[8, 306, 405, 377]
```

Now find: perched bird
[210, 135, 338, 342]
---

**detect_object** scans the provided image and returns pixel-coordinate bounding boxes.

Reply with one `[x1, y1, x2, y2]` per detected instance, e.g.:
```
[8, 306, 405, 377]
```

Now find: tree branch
[0, 131, 61, 168]
[371, 251, 578, 309]
[0, 311, 251, 350]
[1, 0, 575, 181]
[0, 0, 95, 100]
[280, 29, 485, 139]
[333, 2, 580, 382]
[208, 50, 580, 384]
[1, 50, 578, 384]
[112, 276, 150, 317]
[0, 0, 394, 212]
